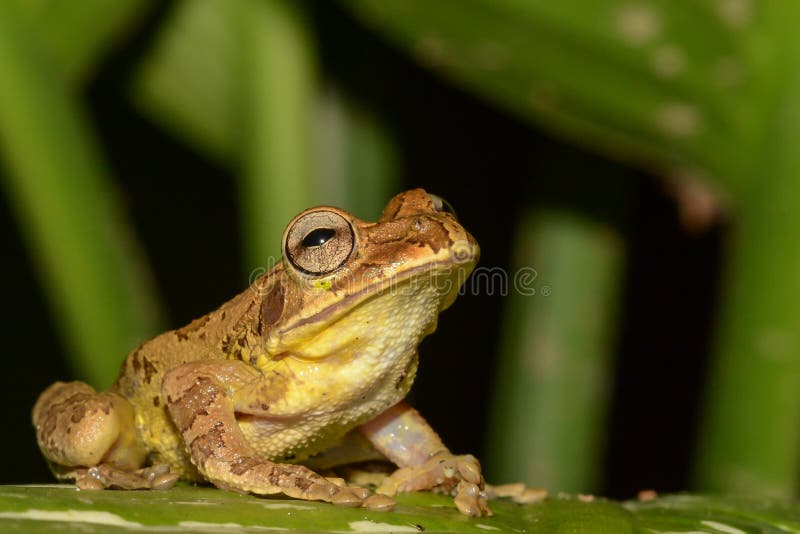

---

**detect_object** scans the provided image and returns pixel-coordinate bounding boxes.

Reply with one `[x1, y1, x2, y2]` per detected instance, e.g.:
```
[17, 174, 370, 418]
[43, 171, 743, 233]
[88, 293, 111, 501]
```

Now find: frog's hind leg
[32, 381, 172, 489]
[161, 361, 372, 507]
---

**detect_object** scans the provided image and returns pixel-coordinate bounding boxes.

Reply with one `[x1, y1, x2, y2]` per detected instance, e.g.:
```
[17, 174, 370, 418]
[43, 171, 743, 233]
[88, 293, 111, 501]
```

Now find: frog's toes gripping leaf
[378, 452, 491, 516]
[74, 464, 179, 491]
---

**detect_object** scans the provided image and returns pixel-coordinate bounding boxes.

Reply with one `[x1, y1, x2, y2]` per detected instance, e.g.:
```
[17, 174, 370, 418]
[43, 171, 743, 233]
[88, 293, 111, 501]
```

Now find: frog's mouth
[268, 258, 475, 361]
[270, 249, 478, 352]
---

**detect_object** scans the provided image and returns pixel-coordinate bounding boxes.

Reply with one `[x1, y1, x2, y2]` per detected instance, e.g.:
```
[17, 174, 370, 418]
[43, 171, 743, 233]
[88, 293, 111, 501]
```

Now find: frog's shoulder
[113, 271, 283, 394]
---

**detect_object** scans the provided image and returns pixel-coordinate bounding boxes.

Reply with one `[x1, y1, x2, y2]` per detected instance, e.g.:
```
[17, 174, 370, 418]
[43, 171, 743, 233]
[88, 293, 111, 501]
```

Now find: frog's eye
[428, 193, 458, 219]
[284, 210, 355, 276]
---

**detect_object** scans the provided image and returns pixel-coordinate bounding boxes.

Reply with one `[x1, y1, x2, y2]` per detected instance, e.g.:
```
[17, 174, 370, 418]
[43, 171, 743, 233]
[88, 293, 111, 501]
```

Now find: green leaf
[344, 0, 766, 193]
[627, 494, 800, 532]
[2, 486, 799, 532]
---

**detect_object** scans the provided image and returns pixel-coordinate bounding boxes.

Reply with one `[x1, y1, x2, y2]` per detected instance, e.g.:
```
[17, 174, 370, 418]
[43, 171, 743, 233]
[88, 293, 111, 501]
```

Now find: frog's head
[257, 189, 479, 360]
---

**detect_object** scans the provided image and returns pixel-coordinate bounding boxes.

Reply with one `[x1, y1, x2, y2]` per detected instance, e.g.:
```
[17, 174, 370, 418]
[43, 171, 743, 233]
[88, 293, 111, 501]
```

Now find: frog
[32, 189, 493, 516]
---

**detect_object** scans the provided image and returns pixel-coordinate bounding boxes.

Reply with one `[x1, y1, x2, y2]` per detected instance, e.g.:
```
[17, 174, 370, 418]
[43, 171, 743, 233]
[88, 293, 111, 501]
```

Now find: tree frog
[32, 189, 492, 515]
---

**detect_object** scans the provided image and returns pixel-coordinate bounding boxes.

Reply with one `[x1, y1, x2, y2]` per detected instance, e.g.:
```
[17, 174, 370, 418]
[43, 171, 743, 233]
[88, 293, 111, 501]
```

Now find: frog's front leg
[32, 381, 175, 490]
[360, 401, 492, 516]
[161, 361, 368, 507]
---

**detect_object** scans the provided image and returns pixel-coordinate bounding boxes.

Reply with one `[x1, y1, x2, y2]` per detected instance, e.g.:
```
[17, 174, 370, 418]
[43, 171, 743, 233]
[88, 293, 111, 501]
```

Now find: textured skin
[32, 189, 490, 514]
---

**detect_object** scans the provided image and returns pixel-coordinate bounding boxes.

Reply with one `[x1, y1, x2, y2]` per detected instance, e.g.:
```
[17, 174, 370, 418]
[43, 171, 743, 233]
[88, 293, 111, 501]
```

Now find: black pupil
[302, 227, 336, 248]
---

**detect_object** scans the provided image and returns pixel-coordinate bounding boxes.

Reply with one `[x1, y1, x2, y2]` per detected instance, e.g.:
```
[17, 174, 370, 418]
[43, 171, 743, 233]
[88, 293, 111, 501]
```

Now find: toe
[454, 480, 492, 517]
[363, 494, 396, 512]
[331, 487, 365, 507]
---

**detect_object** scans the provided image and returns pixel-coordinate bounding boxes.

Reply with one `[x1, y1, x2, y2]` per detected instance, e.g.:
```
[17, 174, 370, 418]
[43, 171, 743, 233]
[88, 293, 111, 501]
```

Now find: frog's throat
[286, 257, 475, 333]
[266, 259, 475, 359]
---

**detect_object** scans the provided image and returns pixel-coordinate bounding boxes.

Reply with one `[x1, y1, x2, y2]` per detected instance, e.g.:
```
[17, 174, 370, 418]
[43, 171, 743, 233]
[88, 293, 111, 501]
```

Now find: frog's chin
[267, 259, 475, 357]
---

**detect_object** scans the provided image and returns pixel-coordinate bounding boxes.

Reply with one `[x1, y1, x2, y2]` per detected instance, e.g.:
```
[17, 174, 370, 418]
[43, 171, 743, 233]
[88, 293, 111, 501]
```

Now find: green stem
[487, 206, 624, 492]
[696, 155, 800, 497]
[694, 7, 800, 497]
[236, 0, 317, 271]
[314, 87, 399, 219]
[696, 109, 800, 495]
[0, 2, 162, 387]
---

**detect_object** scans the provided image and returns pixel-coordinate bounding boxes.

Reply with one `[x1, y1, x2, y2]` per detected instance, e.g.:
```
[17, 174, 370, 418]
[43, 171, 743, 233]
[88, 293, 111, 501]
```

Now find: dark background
[0, 2, 720, 499]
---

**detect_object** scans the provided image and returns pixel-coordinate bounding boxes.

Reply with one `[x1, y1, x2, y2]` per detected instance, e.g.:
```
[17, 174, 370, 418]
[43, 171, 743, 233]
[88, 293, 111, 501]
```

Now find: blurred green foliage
[347, 0, 800, 498]
[0, 0, 162, 387]
[133, 0, 397, 266]
[2, 0, 800, 525]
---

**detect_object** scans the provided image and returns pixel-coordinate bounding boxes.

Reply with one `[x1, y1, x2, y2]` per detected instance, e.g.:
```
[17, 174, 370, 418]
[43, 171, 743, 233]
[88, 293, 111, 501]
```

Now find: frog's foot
[485, 482, 548, 504]
[71, 464, 179, 491]
[32, 381, 146, 475]
[204, 457, 385, 509]
[324, 475, 396, 511]
[378, 452, 491, 517]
